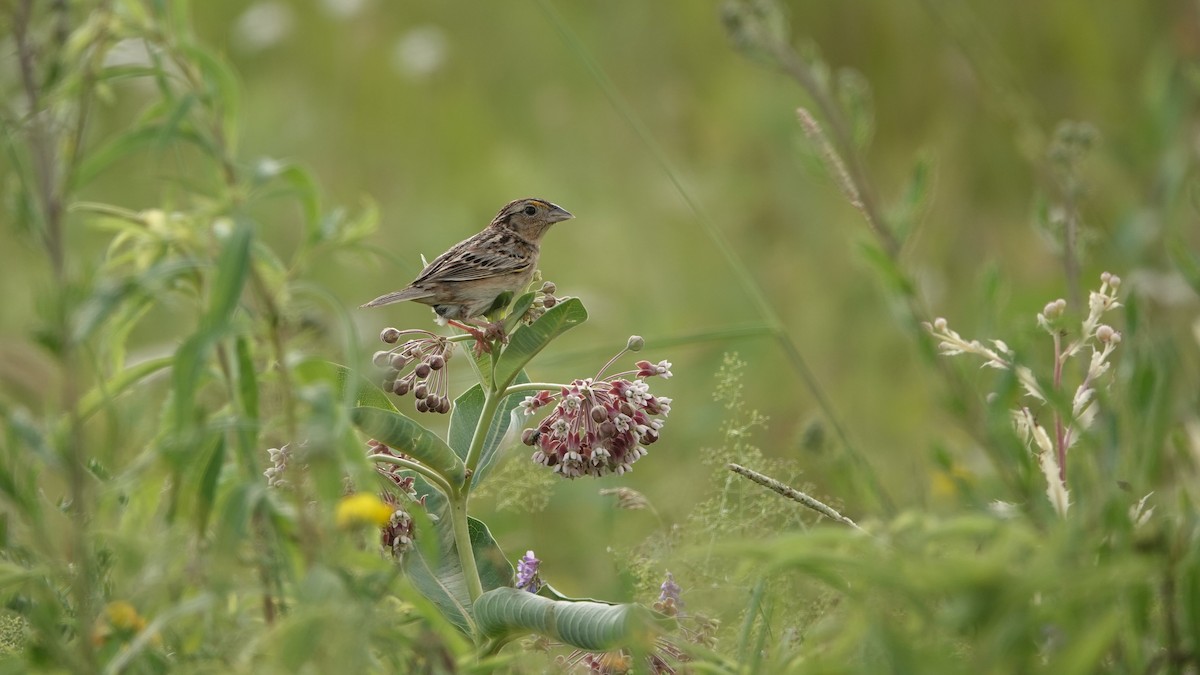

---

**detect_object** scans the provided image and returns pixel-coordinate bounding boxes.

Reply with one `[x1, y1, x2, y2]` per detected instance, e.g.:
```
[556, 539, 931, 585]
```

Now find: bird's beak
[547, 203, 574, 223]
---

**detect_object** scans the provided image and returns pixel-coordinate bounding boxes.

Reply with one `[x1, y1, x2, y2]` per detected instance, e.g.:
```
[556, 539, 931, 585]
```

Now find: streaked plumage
[362, 198, 573, 321]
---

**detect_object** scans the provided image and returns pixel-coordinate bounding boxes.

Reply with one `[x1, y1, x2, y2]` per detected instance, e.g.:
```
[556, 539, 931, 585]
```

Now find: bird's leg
[448, 319, 508, 355]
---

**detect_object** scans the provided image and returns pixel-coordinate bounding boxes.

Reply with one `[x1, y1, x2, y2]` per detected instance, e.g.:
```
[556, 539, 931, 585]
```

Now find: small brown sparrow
[362, 198, 573, 326]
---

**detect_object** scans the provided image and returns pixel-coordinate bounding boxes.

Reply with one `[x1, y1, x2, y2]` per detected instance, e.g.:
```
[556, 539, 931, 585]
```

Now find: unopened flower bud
[438, 397, 452, 414]
[590, 405, 608, 424]
[1108, 274, 1121, 290]
[415, 363, 431, 379]
[541, 281, 556, 294]
[1100, 271, 1111, 284]
[372, 351, 391, 368]
[1043, 299, 1066, 320]
[626, 335, 645, 352]
[413, 383, 428, 399]
[1096, 324, 1120, 344]
[542, 295, 557, 308]
[390, 354, 409, 369]
[599, 421, 616, 438]
[415, 398, 428, 413]
[522, 428, 540, 446]
[393, 379, 410, 396]
[380, 327, 402, 344]
[933, 318, 948, 332]
[427, 354, 445, 370]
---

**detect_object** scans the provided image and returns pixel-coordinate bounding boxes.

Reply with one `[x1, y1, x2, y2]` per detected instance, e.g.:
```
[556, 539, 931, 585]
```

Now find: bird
[362, 197, 573, 333]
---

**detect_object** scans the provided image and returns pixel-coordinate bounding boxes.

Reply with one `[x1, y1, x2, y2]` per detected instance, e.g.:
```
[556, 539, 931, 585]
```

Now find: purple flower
[654, 572, 684, 617]
[516, 550, 543, 593]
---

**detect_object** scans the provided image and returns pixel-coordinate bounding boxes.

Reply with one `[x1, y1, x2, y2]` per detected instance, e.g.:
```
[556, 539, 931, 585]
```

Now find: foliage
[2, 0, 1198, 673]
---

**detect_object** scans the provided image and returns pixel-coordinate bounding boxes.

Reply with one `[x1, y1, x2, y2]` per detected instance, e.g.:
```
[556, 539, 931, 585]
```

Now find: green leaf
[857, 240, 913, 298]
[203, 219, 254, 331]
[254, 160, 322, 239]
[194, 435, 226, 534]
[501, 291, 537, 334]
[75, 356, 172, 424]
[71, 124, 210, 190]
[446, 373, 530, 486]
[293, 359, 397, 412]
[231, 335, 261, 477]
[493, 298, 587, 389]
[351, 407, 465, 485]
[172, 220, 253, 432]
[474, 587, 664, 651]
[235, 336, 259, 420]
[536, 582, 612, 605]
[182, 43, 240, 155]
[406, 515, 513, 635]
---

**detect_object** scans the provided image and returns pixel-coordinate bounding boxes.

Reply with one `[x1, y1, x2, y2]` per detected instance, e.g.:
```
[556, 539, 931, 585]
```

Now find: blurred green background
[5, 0, 1198, 604]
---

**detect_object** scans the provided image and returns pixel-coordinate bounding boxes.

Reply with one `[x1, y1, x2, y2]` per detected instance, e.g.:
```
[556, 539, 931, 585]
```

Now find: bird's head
[491, 198, 574, 240]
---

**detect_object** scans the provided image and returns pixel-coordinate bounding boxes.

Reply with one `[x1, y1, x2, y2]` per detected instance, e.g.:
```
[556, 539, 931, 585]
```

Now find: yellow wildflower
[336, 493, 394, 529]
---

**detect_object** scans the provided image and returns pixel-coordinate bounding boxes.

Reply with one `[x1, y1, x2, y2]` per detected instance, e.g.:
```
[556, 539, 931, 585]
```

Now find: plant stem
[367, 454, 454, 496]
[503, 382, 564, 396]
[1053, 331, 1067, 482]
[451, 383, 506, 605]
[463, 388, 504, 480]
[448, 487, 484, 603]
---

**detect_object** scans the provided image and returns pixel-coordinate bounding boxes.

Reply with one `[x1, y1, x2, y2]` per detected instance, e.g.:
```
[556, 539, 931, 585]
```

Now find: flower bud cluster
[520, 364, 672, 479]
[379, 491, 415, 560]
[264, 443, 296, 489]
[374, 328, 453, 414]
[366, 439, 419, 499]
[519, 280, 562, 325]
[927, 273, 1125, 518]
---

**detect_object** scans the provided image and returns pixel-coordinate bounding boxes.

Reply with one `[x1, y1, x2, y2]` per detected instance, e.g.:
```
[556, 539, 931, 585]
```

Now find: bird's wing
[412, 233, 534, 284]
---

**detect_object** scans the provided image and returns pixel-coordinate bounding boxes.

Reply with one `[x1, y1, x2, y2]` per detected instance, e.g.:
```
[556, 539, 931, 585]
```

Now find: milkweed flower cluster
[925, 272, 1123, 517]
[366, 439, 419, 499]
[520, 357, 673, 479]
[364, 439, 422, 559]
[263, 444, 294, 489]
[379, 492, 416, 560]
[373, 327, 454, 414]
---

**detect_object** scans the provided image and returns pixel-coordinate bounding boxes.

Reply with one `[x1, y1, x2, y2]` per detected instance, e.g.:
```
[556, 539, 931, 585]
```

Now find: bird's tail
[361, 287, 431, 308]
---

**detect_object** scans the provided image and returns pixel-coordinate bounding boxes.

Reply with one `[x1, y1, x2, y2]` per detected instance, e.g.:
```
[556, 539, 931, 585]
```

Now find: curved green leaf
[75, 356, 172, 424]
[172, 219, 253, 432]
[71, 125, 211, 190]
[494, 298, 587, 389]
[406, 515, 513, 636]
[474, 587, 664, 651]
[351, 407, 464, 484]
[294, 359, 396, 412]
[501, 291, 537, 334]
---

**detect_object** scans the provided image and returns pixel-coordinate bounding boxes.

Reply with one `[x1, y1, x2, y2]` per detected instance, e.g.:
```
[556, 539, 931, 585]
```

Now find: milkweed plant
[293, 283, 689, 662]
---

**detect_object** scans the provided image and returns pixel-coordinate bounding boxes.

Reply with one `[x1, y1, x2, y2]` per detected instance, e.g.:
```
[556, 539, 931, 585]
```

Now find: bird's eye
[523, 204, 538, 216]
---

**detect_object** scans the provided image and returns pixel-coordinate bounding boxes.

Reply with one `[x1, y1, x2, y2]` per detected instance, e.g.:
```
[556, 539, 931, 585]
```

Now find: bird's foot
[448, 319, 508, 355]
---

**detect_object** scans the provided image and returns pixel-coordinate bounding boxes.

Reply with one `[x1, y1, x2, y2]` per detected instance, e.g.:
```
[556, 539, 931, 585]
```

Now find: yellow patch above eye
[526, 200, 548, 209]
